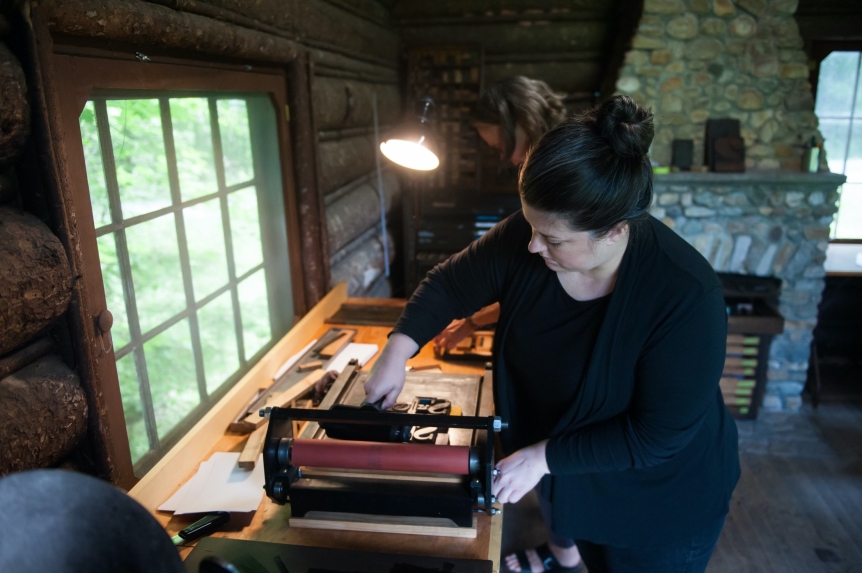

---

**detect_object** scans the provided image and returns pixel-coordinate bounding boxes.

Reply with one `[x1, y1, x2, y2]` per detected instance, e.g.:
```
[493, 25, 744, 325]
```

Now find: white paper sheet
[273, 339, 318, 381]
[161, 452, 265, 515]
[157, 459, 215, 512]
[326, 342, 379, 373]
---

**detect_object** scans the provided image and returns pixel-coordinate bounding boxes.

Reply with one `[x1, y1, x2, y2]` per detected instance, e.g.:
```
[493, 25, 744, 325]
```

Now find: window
[79, 92, 294, 473]
[815, 51, 862, 239]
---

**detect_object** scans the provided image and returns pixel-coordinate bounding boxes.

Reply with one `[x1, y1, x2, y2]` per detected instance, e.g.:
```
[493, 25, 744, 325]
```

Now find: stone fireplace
[610, 0, 845, 412]
[651, 172, 844, 411]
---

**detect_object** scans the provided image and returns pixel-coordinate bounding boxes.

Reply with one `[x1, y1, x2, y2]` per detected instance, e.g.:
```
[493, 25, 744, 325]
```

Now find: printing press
[261, 360, 504, 533]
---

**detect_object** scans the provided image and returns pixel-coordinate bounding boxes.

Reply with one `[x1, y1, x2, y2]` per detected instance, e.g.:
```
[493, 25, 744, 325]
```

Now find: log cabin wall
[0, 0, 400, 481]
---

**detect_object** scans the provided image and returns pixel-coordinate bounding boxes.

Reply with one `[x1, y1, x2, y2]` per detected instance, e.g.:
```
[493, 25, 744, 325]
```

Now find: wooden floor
[501, 400, 862, 572]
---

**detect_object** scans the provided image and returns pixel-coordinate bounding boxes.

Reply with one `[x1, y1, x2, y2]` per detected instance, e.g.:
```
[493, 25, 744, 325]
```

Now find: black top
[505, 277, 611, 451]
[394, 212, 740, 547]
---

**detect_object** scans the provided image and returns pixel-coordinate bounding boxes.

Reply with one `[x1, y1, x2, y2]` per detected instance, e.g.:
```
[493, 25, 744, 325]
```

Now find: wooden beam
[325, 170, 399, 254]
[313, 77, 401, 131]
[129, 282, 347, 512]
[40, 0, 299, 64]
[22, 7, 132, 485]
[288, 52, 330, 308]
[0, 337, 56, 380]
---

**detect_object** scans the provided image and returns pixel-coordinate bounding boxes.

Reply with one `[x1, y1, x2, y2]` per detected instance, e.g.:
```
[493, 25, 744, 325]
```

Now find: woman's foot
[504, 542, 582, 572]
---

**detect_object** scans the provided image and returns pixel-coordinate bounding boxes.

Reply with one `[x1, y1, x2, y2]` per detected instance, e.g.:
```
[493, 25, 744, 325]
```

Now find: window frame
[811, 41, 862, 244]
[53, 47, 306, 487]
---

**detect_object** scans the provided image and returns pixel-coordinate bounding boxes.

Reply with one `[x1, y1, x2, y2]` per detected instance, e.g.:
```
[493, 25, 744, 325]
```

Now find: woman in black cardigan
[365, 96, 740, 573]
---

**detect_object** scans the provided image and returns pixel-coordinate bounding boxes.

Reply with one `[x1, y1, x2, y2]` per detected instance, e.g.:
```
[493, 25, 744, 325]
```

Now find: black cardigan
[393, 212, 740, 547]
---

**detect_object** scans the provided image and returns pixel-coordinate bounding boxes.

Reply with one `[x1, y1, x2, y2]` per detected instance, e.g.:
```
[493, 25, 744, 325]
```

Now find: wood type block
[298, 360, 323, 372]
[238, 423, 267, 469]
[318, 332, 348, 358]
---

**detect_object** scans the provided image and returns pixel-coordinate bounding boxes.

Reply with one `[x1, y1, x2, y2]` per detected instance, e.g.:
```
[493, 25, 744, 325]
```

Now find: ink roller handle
[290, 438, 481, 475]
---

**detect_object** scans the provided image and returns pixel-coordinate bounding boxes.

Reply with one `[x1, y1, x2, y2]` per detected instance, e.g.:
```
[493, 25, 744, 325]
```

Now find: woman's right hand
[364, 333, 419, 408]
[433, 319, 475, 353]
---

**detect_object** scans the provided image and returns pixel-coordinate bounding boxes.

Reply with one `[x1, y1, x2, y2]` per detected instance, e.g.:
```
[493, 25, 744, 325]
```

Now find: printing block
[261, 361, 504, 529]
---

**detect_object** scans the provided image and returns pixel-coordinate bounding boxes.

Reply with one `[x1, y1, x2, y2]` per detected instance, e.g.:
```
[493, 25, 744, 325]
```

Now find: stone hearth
[652, 172, 845, 412]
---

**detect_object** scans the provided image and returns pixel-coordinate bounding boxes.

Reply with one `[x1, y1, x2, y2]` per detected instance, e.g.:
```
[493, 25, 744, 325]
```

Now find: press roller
[288, 439, 482, 475]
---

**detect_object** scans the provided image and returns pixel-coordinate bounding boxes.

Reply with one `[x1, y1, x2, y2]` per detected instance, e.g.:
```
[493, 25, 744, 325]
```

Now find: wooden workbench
[129, 283, 502, 571]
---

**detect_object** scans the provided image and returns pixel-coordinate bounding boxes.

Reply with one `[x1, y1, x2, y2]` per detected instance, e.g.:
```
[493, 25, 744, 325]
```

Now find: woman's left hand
[492, 440, 550, 504]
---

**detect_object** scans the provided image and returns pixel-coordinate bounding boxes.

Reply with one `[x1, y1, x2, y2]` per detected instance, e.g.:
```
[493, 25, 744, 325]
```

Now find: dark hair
[474, 76, 567, 161]
[519, 95, 654, 238]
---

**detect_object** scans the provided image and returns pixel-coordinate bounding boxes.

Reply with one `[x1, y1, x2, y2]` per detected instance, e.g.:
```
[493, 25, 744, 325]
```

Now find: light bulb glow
[380, 139, 440, 171]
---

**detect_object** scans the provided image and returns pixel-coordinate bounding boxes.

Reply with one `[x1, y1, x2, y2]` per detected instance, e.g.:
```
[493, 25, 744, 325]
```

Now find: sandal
[508, 543, 585, 573]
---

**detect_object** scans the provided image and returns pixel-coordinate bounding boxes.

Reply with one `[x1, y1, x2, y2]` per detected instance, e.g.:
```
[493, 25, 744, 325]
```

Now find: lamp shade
[380, 97, 440, 171]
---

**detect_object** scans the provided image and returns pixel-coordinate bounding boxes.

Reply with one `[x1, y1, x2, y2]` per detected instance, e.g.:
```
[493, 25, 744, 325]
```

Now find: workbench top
[130, 287, 502, 571]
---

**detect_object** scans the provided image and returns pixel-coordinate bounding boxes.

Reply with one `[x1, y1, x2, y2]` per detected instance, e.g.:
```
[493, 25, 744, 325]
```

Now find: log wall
[0, 355, 88, 475]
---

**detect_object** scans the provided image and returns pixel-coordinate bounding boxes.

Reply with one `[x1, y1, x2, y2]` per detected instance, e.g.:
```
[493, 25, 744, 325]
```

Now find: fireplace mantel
[655, 172, 846, 188]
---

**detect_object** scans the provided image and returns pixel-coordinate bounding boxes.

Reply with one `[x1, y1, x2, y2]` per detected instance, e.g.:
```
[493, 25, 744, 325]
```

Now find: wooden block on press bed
[298, 360, 323, 372]
[318, 332, 348, 358]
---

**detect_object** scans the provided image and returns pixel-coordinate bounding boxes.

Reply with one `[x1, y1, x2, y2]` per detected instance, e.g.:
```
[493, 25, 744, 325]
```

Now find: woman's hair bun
[595, 95, 654, 159]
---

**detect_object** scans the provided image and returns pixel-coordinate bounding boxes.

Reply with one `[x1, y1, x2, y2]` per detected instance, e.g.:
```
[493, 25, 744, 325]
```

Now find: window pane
[80, 101, 111, 229]
[126, 214, 186, 334]
[815, 52, 860, 119]
[238, 269, 271, 359]
[184, 199, 229, 300]
[170, 98, 217, 201]
[144, 318, 199, 438]
[217, 99, 254, 186]
[228, 186, 264, 276]
[96, 234, 130, 349]
[845, 120, 862, 183]
[117, 352, 149, 463]
[835, 183, 862, 239]
[198, 291, 240, 393]
[819, 119, 851, 174]
[106, 99, 171, 219]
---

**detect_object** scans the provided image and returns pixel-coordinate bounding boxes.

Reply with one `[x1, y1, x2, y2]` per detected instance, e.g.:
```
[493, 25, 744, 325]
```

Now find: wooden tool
[238, 424, 267, 470]
[298, 360, 323, 372]
[228, 388, 267, 433]
[318, 332, 348, 358]
[240, 369, 327, 430]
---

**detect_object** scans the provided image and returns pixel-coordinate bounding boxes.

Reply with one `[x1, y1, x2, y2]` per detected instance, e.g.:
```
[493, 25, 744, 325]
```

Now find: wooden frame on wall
[23, 11, 330, 488]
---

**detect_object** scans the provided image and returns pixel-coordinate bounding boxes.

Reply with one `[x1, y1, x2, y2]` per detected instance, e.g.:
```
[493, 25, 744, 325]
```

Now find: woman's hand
[433, 319, 475, 352]
[492, 440, 550, 504]
[363, 333, 419, 408]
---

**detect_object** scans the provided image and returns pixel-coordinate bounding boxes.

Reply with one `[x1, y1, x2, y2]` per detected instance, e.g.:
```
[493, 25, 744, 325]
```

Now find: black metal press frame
[262, 407, 505, 526]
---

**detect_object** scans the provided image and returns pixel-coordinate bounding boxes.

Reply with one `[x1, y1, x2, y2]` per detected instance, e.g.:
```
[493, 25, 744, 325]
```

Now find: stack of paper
[158, 452, 265, 515]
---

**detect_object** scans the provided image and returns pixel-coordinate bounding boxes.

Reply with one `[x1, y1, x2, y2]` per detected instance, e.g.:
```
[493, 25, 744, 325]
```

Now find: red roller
[291, 438, 473, 475]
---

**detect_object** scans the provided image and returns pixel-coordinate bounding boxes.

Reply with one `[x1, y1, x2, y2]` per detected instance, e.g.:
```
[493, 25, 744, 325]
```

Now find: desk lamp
[380, 97, 440, 171]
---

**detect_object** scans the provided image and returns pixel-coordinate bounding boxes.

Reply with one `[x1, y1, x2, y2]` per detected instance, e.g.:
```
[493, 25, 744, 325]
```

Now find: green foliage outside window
[79, 94, 289, 471]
